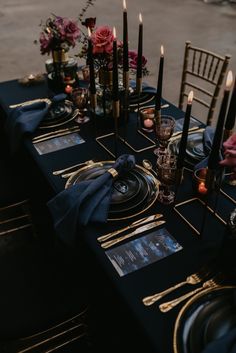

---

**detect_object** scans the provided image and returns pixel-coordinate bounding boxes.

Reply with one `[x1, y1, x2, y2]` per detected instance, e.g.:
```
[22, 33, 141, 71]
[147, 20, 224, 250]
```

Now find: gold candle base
[112, 100, 120, 119]
[90, 93, 97, 111]
[136, 77, 142, 95]
[123, 71, 130, 91]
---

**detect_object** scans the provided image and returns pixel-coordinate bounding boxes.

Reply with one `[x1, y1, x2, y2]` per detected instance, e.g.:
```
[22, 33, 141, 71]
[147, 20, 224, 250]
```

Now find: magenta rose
[91, 25, 114, 55]
[128, 50, 147, 69]
[54, 17, 80, 47]
[39, 32, 53, 55]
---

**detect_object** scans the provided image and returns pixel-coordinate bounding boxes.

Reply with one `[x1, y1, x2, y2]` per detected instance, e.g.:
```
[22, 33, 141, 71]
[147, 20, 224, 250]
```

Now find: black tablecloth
[0, 79, 235, 352]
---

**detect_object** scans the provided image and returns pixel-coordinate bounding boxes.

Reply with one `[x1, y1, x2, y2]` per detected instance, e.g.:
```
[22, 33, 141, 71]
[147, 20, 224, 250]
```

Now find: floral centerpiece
[38, 14, 81, 59]
[78, 17, 149, 81]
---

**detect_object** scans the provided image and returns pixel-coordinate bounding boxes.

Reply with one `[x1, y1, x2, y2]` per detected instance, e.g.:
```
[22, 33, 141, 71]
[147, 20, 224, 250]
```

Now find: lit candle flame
[198, 181, 208, 195]
[188, 90, 194, 104]
[113, 27, 116, 39]
[88, 27, 91, 37]
[161, 45, 164, 56]
[226, 70, 233, 90]
[139, 13, 142, 23]
[123, 0, 127, 11]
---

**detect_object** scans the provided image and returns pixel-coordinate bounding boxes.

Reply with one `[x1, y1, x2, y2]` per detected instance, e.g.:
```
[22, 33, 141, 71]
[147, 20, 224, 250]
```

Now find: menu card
[34, 132, 85, 155]
[105, 228, 183, 277]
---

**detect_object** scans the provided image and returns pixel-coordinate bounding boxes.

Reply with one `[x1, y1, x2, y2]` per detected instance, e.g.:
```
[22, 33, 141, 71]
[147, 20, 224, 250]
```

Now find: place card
[105, 228, 183, 277]
[34, 132, 85, 155]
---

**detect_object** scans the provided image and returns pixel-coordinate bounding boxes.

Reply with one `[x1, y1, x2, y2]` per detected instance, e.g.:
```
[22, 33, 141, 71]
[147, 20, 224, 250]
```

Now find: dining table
[0, 77, 236, 352]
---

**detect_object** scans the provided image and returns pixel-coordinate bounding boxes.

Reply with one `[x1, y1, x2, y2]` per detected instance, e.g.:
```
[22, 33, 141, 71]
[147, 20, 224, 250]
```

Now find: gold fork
[159, 275, 223, 313]
[142, 264, 215, 306]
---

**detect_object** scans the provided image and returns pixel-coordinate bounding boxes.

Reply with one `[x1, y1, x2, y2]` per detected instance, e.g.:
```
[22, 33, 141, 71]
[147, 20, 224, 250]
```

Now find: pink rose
[128, 50, 147, 70]
[91, 26, 114, 55]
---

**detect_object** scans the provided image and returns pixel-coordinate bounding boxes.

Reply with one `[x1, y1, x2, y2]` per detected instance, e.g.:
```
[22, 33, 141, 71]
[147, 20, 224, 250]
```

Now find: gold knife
[101, 220, 166, 249]
[97, 213, 163, 243]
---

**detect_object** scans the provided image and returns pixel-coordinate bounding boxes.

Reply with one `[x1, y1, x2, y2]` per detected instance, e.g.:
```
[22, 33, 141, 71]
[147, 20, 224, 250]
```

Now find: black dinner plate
[170, 130, 206, 167]
[173, 286, 236, 353]
[65, 161, 159, 220]
[129, 91, 155, 109]
[39, 100, 75, 129]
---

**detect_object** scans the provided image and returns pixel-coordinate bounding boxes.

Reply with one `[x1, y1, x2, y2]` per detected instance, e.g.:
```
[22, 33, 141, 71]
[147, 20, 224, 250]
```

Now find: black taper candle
[225, 76, 236, 131]
[207, 71, 233, 171]
[177, 91, 194, 170]
[136, 13, 143, 80]
[123, 0, 129, 73]
[155, 45, 164, 112]
[112, 27, 119, 101]
[87, 28, 96, 95]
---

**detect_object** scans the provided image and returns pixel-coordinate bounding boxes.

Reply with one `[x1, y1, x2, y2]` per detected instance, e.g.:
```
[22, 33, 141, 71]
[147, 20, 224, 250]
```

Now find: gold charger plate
[65, 161, 160, 221]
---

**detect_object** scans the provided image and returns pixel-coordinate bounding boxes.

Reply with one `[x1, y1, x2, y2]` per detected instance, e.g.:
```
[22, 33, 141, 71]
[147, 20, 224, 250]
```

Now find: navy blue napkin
[194, 126, 215, 170]
[201, 327, 236, 353]
[5, 93, 66, 152]
[47, 154, 136, 246]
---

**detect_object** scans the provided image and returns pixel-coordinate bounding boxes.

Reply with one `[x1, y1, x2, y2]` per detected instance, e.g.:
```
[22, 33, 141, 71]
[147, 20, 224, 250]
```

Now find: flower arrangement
[38, 14, 81, 55]
[78, 18, 149, 76]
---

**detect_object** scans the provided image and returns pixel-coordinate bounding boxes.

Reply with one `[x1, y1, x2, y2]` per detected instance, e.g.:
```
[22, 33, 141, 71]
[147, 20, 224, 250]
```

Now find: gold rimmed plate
[39, 100, 76, 129]
[173, 285, 236, 353]
[169, 130, 207, 167]
[129, 91, 155, 109]
[65, 161, 160, 220]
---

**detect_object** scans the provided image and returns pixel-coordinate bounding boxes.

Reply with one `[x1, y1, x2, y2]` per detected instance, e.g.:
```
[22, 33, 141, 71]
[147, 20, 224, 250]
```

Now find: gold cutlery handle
[101, 220, 166, 249]
[159, 279, 218, 313]
[142, 281, 187, 306]
[33, 128, 80, 143]
[52, 160, 94, 176]
[159, 286, 204, 313]
[98, 226, 130, 242]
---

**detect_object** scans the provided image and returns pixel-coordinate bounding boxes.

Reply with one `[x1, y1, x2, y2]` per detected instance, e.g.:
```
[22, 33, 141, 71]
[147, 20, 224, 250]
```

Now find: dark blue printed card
[105, 228, 183, 277]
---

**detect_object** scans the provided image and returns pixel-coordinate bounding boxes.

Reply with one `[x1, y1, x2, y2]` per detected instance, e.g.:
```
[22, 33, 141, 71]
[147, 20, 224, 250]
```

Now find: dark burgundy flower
[82, 17, 96, 30]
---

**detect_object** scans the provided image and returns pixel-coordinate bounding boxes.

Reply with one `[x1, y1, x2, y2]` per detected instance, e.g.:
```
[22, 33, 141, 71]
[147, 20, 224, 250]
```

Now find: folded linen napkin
[194, 126, 217, 170]
[47, 154, 136, 246]
[5, 93, 66, 152]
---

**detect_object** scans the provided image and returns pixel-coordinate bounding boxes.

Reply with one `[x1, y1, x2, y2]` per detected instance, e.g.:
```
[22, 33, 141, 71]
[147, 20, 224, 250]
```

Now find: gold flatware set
[142, 268, 223, 313]
[32, 125, 80, 144]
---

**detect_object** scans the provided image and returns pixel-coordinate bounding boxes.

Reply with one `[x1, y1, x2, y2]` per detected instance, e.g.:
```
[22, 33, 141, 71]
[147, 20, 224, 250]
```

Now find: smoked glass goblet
[156, 152, 177, 205]
[71, 87, 90, 124]
[154, 115, 175, 156]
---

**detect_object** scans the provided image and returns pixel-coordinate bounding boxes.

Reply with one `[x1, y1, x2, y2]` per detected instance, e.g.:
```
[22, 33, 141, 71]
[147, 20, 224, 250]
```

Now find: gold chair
[179, 41, 231, 125]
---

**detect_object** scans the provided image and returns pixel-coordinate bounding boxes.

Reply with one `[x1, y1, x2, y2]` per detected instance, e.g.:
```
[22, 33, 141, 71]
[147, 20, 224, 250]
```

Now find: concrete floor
[0, 0, 235, 122]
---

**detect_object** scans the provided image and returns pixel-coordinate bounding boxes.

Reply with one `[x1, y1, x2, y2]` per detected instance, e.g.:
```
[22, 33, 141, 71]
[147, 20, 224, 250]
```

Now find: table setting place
[2, 2, 236, 352]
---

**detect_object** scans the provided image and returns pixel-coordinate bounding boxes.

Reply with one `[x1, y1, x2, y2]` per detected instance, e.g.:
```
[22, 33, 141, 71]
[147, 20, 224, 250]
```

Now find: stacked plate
[170, 130, 207, 167]
[39, 100, 75, 129]
[65, 161, 159, 220]
[129, 91, 156, 109]
[174, 286, 236, 353]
